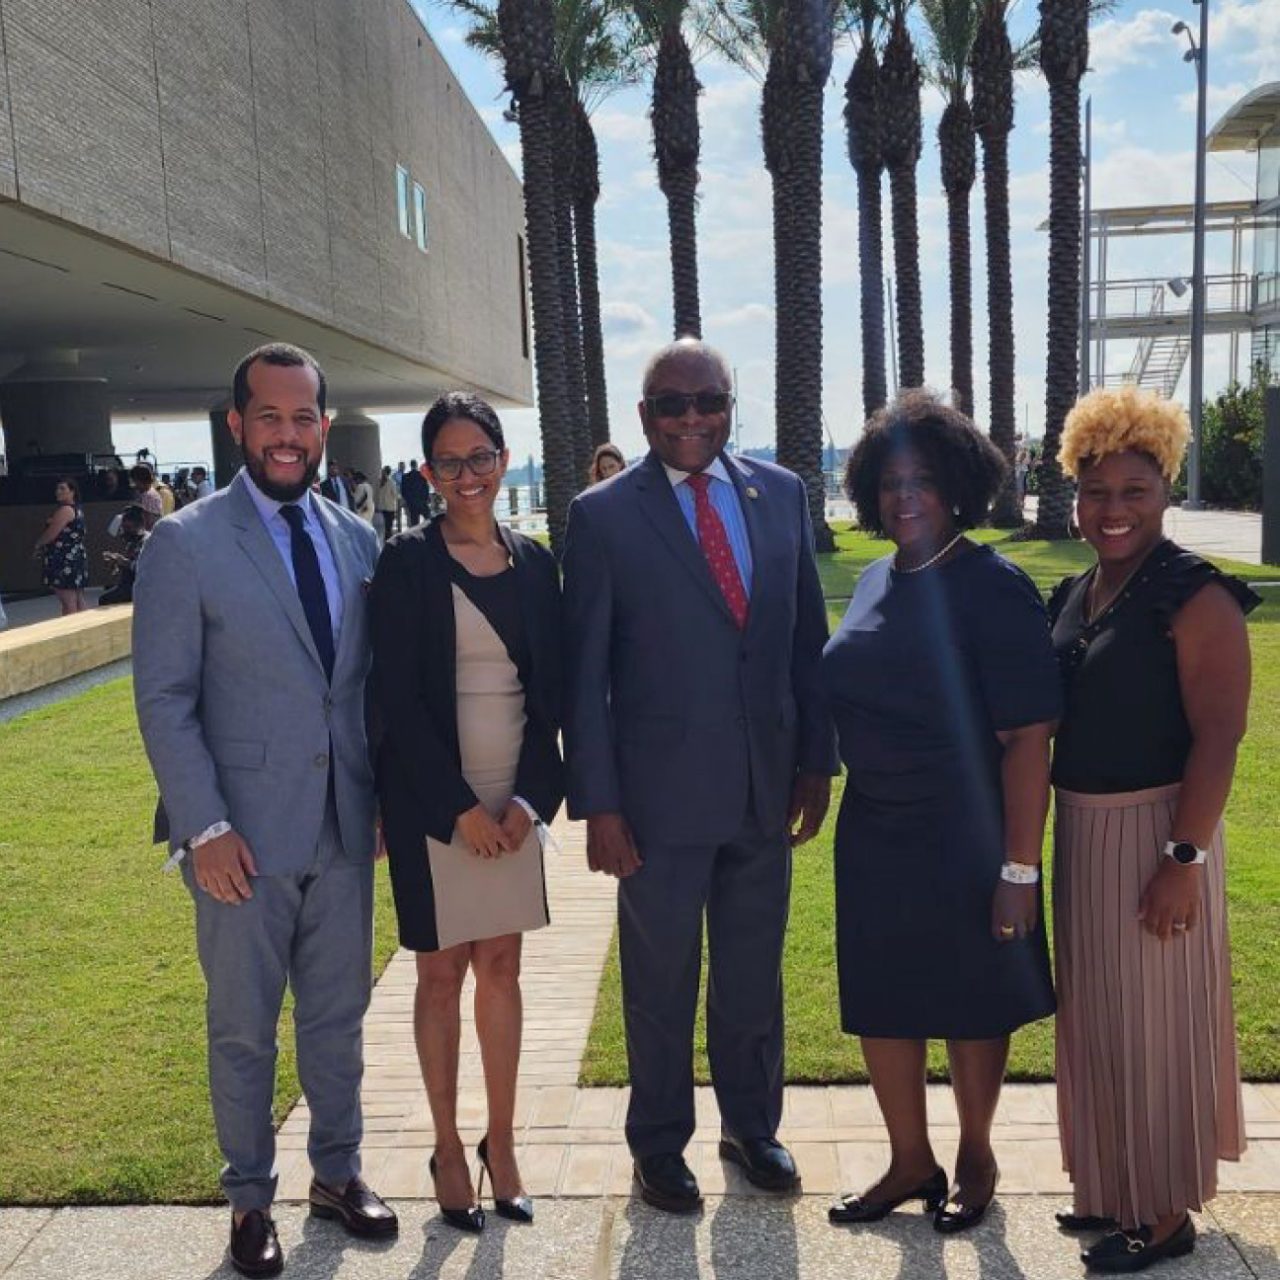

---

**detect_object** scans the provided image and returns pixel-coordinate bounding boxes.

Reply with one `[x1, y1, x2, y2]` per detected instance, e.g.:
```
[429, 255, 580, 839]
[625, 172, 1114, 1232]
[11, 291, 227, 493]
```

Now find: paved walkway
[3, 820, 1280, 1276]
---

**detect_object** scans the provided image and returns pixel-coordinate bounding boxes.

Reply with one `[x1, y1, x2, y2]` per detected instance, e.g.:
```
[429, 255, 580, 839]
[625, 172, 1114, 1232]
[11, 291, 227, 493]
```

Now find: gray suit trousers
[618, 811, 791, 1158]
[183, 804, 373, 1211]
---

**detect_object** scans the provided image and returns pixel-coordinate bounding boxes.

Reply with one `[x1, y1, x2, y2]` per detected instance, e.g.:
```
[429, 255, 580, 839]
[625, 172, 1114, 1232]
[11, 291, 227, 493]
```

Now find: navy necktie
[279, 503, 336, 681]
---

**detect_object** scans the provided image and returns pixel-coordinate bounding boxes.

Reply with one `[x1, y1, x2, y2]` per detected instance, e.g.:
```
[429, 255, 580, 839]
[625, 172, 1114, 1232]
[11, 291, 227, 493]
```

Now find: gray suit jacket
[132, 471, 380, 873]
[563, 451, 838, 847]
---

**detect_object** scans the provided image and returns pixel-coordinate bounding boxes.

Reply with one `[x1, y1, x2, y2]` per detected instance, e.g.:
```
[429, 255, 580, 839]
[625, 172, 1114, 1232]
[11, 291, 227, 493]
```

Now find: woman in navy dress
[824, 392, 1060, 1234]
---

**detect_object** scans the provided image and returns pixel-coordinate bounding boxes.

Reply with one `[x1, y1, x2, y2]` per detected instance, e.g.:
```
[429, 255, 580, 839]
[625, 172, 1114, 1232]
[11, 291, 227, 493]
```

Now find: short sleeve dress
[41, 505, 88, 590]
[820, 541, 1061, 1040]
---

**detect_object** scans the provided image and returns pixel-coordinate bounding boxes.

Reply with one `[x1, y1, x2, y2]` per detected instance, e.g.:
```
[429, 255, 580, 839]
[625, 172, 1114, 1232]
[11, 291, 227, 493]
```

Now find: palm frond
[918, 0, 977, 94]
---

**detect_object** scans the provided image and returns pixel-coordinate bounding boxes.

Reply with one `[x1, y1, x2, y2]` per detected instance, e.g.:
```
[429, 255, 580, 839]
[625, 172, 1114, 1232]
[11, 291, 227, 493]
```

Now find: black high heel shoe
[829, 1167, 948, 1224]
[476, 1135, 534, 1223]
[933, 1166, 1000, 1234]
[428, 1153, 485, 1233]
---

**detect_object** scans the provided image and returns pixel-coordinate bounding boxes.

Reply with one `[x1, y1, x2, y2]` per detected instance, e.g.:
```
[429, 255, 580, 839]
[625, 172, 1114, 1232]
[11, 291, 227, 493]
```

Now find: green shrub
[1196, 375, 1267, 510]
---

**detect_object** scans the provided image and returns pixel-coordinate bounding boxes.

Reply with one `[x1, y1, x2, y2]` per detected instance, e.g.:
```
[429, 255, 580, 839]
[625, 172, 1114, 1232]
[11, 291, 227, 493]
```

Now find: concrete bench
[0, 606, 132, 700]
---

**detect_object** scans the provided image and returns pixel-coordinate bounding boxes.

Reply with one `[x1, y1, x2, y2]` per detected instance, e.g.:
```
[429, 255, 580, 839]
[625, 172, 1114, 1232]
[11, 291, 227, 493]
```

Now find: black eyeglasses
[430, 449, 501, 481]
[644, 391, 732, 419]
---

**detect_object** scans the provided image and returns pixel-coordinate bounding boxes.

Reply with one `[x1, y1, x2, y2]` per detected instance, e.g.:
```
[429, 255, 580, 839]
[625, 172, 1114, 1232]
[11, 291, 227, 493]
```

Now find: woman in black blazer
[370, 393, 563, 1233]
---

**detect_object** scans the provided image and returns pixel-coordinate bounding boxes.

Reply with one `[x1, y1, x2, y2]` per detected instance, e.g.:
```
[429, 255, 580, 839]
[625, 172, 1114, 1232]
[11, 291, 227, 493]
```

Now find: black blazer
[370, 517, 564, 844]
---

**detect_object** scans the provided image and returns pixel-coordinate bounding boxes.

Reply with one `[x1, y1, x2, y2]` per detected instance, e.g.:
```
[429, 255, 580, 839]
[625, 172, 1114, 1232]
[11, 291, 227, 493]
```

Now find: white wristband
[1000, 861, 1041, 885]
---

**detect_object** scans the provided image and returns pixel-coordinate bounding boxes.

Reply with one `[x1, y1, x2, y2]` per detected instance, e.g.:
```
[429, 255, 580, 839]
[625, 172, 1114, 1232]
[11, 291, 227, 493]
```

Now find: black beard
[242, 448, 321, 502]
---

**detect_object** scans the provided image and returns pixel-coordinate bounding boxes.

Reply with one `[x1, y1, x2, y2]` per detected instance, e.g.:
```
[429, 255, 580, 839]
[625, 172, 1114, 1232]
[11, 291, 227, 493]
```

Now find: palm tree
[842, 2, 888, 419]
[712, 0, 836, 550]
[493, 0, 575, 552]
[969, 0, 1020, 526]
[1034, 0, 1089, 538]
[921, 0, 978, 416]
[573, 102, 611, 445]
[879, 0, 925, 389]
[632, 0, 704, 336]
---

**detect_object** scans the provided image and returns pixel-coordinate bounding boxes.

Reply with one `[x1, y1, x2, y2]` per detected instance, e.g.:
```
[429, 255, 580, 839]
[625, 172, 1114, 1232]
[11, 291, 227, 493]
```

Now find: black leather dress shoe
[634, 1153, 703, 1213]
[308, 1177, 399, 1237]
[829, 1167, 947, 1224]
[718, 1135, 800, 1192]
[1083, 1217, 1196, 1273]
[933, 1169, 1000, 1234]
[1057, 1211, 1119, 1232]
[229, 1210, 283, 1279]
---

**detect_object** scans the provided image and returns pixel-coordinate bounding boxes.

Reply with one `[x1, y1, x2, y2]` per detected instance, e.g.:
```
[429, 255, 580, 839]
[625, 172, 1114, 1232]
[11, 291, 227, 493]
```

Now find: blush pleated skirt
[1053, 784, 1245, 1227]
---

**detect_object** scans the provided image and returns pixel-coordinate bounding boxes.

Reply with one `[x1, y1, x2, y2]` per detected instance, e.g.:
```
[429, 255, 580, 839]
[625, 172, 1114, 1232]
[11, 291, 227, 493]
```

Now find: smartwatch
[1163, 840, 1207, 866]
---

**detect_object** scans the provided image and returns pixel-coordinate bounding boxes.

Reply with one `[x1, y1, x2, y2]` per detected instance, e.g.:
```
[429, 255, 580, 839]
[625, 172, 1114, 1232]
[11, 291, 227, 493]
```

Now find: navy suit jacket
[562, 451, 838, 847]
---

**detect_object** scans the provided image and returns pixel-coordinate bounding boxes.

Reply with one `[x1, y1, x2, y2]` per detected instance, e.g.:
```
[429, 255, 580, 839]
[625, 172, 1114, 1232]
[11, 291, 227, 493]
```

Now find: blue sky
[116, 0, 1277, 472]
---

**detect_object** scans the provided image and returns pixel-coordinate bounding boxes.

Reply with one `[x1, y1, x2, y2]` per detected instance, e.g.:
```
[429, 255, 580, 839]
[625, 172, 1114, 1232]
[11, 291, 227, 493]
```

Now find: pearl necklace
[894, 531, 967, 575]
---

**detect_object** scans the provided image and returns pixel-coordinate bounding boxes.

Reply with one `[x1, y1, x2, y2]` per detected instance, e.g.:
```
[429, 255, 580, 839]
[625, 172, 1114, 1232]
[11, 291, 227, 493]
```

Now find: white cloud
[602, 300, 658, 336]
[1088, 8, 1181, 77]
[707, 302, 774, 328]
[592, 110, 652, 147]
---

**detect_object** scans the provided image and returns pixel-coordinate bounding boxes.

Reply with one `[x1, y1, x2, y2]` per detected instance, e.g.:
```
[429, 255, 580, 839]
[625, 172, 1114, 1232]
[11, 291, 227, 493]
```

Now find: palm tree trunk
[514, 91, 573, 554]
[855, 169, 888, 418]
[889, 164, 924, 388]
[763, 55, 796, 480]
[939, 97, 975, 417]
[573, 107, 609, 447]
[982, 126, 1021, 527]
[665, 166, 701, 338]
[654, 23, 702, 339]
[550, 76, 593, 487]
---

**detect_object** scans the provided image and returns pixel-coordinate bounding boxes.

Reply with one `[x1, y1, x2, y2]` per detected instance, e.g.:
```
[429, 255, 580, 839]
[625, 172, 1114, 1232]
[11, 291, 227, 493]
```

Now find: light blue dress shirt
[664, 457, 754, 595]
[241, 470, 345, 645]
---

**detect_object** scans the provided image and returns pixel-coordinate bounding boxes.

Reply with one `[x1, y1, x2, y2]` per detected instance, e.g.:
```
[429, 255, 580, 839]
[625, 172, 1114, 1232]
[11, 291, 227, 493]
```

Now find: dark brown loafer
[229, 1209, 283, 1278]
[309, 1176, 399, 1237]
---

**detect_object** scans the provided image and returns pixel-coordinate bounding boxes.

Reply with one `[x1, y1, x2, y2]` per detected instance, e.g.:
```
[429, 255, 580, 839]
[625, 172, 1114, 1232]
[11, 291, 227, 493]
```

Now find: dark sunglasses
[430, 449, 501, 482]
[645, 391, 732, 419]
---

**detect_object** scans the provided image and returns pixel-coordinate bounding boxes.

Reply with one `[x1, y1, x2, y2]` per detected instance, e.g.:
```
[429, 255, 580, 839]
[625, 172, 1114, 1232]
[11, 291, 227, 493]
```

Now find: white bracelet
[1000, 861, 1041, 884]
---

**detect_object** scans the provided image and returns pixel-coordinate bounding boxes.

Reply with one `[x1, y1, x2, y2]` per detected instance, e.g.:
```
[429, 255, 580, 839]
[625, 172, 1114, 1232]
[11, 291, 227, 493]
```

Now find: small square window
[413, 183, 428, 252]
[395, 165, 412, 238]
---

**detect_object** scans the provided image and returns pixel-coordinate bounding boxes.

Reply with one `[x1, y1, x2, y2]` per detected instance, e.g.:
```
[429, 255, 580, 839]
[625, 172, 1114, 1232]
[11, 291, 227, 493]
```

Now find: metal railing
[1089, 273, 1252, 323]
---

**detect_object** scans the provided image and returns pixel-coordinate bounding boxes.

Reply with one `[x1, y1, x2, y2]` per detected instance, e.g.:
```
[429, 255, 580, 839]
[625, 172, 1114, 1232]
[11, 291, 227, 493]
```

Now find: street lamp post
[1173, 0, 1209, 509]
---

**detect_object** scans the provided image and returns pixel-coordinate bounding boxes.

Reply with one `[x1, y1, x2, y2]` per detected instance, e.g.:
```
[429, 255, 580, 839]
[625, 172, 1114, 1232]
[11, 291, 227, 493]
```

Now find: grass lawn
[580, 525, 1280, 1085]
[0, 677, 401, 1204]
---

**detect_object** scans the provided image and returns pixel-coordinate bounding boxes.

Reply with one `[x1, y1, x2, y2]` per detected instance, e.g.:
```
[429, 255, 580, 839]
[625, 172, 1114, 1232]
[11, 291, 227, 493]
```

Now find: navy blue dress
[821, 542, 1061, 1039]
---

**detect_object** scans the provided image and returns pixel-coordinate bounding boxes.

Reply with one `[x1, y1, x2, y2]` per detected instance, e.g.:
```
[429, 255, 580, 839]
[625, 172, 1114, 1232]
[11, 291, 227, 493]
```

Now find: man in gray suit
[133, 343, 396, 1277]
[563, 337, 838, 1213]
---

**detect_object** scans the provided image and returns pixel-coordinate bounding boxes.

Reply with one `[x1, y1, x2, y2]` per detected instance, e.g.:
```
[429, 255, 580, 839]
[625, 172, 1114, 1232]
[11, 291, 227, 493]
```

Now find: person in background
[34, 477, 89, 615]
[1048, 385, 1257, 1274]
[823, 392, 1059, 1235]
[351, 470, 376, 525]
[131, 464, 164, 529]
[99, 504, 149, 606]
[375, 466, 400, 543]
[156, 474, 177, 516]
[401, 457, 431, 527]
[193, 466, 215, 500]
[321, 462, 353, 509]
[371, 393, 564, 1233]
[587, 443, 626, 486]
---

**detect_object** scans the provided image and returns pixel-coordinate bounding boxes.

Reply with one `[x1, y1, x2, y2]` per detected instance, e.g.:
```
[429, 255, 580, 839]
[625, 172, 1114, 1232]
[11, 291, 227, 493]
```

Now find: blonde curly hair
[1059, 384, 1189, 482]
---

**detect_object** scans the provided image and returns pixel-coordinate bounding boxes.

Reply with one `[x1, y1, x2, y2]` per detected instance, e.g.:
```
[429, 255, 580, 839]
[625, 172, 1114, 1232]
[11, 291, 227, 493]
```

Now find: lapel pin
[746, 486, 759, 500]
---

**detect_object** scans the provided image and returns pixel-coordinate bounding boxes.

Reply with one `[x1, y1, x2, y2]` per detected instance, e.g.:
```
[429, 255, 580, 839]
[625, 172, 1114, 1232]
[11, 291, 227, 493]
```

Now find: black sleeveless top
[1048, 540, 1259, 794]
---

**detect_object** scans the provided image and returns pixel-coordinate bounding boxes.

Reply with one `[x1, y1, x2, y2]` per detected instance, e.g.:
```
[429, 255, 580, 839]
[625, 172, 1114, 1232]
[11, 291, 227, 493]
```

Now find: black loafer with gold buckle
[1083, 1217, 1196, 1273]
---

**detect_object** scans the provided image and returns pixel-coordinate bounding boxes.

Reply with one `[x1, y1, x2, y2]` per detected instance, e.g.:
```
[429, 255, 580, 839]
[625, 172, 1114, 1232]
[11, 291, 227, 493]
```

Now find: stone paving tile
[0, 1211, 53, 1274]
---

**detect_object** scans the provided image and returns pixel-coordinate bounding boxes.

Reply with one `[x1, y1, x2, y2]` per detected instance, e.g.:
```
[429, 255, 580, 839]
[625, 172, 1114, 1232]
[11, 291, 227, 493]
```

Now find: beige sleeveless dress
[425, 583, 549, 949]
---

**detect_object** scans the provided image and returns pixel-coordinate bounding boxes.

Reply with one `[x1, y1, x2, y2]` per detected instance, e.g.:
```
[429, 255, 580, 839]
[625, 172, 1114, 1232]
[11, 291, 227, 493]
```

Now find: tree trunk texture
[981, 130, 1021, 527]
[654, 24, 702, 338]
[1035, 0, 1090, 538]
[550, 77, 593, 488]
[844, 44, 887, 421]
[573, 107, 609, 448]
[939, 97, 975, 418]
[763, 56, 796, 491]
[889, 165, 924, 389]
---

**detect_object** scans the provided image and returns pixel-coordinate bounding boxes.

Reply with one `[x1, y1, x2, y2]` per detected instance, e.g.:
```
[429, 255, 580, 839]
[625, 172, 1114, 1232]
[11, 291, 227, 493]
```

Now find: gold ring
[999, 924, 1016, 937]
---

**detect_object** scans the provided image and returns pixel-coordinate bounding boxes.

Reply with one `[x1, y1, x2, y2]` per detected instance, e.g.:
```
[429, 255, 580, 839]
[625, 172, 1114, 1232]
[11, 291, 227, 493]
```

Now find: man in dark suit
[400, 458, 431, 527]
[133, 344, 396, 1276]
[320, 461, 353, 509]
[563, 337, 838, 1213]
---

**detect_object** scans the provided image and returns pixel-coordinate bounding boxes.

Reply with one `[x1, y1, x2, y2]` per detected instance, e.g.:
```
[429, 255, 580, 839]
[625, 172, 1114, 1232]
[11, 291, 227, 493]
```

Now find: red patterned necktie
[686, 472, 748, 629]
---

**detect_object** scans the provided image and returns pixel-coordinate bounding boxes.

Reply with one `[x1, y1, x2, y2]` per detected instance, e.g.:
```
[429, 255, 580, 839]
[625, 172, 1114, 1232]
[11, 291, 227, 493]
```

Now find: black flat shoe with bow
[933, 1168, 1000, 1234]
[1083, 1217, 1196, 1273]
[477, 1134, 534, 1223]
[829, 1167, 948, 1224]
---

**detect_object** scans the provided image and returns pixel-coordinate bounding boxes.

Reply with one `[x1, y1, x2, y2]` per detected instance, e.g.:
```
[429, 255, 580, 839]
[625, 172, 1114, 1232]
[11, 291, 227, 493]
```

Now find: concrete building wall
[0, 0, 530, 404]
